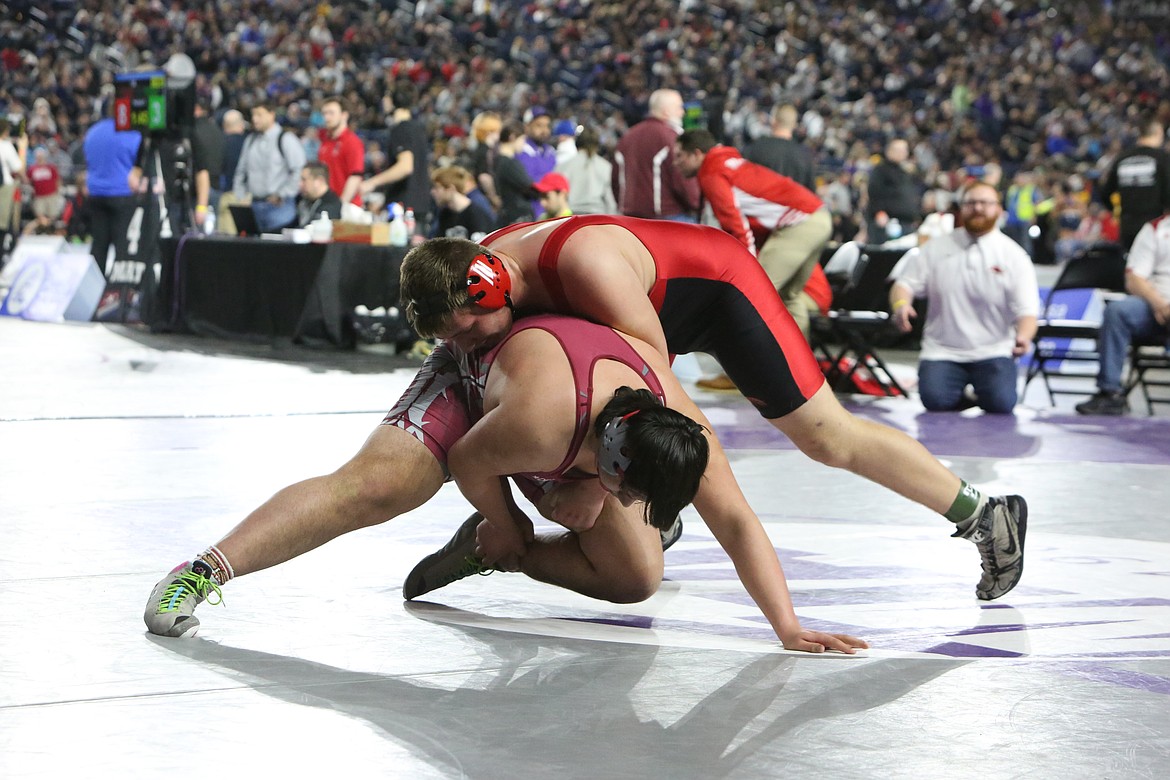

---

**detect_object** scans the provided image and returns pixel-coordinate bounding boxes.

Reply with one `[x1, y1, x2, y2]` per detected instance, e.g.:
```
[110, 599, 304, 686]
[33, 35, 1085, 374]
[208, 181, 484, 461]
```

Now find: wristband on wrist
[893, 299, 910, 310]
[195, 205, 208, 213]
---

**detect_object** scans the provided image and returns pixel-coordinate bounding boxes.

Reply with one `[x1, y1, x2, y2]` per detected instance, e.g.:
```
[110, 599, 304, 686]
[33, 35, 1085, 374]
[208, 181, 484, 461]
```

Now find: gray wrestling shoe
[660, 516, 683, 551]
[144, 560, 223, 637]
[403, 514, 495, 600]
[952, 495, 1028, 600]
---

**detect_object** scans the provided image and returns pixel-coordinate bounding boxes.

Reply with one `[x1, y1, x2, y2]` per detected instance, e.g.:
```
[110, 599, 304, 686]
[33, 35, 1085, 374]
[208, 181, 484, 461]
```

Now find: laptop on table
[228, 204, 263, 237]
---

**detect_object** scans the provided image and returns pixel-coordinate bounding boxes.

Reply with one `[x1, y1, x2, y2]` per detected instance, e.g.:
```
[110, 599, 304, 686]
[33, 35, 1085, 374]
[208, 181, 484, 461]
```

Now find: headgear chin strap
[598, 410, 639, 481]
[466, 251, 512, 310]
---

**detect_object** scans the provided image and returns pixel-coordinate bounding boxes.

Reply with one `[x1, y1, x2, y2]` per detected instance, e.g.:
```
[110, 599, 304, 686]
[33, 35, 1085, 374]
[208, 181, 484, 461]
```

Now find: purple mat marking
[948, 620, 1127, 635]
[1057, 663, 1170, 694]
[669, 545, 940, 583]
[699, 395, 1170, 465]
[919, 641, 1026, 658]
[1009, 597, 1170, 609]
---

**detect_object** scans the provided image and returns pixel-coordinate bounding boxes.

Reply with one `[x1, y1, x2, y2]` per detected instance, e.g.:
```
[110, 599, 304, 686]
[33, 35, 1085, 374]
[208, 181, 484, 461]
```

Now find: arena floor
[2, 317, 1168, 779]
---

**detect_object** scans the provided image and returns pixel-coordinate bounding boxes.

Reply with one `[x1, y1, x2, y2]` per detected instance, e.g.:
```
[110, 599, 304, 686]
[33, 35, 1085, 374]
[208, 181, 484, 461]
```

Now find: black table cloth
[156, 236, 407, 347]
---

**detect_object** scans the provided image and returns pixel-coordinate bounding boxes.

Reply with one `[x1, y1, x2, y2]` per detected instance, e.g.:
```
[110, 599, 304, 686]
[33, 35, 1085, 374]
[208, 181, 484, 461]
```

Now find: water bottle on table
[388, 202, 408, 247]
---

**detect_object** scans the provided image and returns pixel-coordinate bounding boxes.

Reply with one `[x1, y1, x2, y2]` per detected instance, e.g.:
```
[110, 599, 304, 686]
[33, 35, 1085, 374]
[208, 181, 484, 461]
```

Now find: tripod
[140, 133, 196, 238]
[112, 133, 194, 323]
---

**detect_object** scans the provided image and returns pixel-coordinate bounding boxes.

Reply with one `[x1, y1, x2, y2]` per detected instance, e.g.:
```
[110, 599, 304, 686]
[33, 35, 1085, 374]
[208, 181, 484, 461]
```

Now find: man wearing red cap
[534, 172, 573, 219]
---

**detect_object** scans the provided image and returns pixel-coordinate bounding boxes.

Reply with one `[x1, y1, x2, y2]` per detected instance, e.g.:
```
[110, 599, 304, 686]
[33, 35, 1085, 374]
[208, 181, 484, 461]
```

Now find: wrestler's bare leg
[772, 383, 962, 513]
[773, 384, 1027, 600]
[216, 425, 446, 576]
[520, 499, 664, 604]
[145, 425, 445, 636]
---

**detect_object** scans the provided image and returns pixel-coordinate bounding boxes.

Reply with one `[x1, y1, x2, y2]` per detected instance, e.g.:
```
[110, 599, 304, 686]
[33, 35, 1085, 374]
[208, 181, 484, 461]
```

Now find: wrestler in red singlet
[484, 215, 825, 418]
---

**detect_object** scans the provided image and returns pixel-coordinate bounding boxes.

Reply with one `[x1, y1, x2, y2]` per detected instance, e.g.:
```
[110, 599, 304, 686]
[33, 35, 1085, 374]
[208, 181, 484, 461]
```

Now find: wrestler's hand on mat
[782, 628, 869, 655]
[545, 482, 607, 532]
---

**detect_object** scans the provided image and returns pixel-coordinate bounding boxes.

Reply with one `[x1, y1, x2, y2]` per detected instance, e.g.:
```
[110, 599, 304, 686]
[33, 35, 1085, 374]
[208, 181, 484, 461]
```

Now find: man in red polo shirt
[317, 97, 365, 206]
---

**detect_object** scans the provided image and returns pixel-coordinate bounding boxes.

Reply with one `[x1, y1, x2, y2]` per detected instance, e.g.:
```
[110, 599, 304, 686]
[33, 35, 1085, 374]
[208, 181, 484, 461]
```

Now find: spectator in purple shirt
[516, 107, 557, 217]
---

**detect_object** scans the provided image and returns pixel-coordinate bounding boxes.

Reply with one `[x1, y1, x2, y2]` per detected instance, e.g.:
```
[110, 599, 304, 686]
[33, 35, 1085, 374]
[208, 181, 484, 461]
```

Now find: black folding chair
[810, 246, 909, 397]
[1126, 334, 1170, 415]
[1022, 242, 1127, 405]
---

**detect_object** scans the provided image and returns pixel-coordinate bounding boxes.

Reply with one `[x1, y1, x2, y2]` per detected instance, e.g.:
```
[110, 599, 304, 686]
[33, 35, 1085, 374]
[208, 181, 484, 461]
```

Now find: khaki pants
[755, 207, 833, 338]
[216, 191, 251, 236]
[0, 183, 17, 231]
[33, 193, 65, 221]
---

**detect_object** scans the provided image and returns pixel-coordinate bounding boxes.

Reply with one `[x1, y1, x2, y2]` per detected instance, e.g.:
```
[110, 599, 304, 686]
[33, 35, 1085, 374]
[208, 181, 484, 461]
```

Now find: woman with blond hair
[470, 111, 503, 213]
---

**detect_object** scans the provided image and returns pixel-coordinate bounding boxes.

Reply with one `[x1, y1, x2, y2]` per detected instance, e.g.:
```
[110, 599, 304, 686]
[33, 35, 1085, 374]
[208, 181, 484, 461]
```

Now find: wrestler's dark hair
[399, 237, 487, 336]
[593, 387, 709, 531]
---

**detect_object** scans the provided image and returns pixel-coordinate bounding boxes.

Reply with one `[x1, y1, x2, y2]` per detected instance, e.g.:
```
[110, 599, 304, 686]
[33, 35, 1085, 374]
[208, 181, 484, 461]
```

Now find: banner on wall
[0, 243, 106, 323]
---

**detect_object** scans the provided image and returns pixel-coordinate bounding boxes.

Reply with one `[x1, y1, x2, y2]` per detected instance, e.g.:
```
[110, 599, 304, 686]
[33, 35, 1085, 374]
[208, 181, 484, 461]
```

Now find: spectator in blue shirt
[83, 114, 141, 278]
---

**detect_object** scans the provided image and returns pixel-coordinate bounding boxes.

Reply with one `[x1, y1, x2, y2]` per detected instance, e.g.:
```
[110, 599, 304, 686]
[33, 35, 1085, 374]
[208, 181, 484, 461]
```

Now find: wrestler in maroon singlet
[384, 314, 665, 491]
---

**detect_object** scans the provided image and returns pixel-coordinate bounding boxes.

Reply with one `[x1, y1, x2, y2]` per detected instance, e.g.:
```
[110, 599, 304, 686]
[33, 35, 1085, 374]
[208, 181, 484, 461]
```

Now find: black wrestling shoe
[660, 516, 683, 551]
[403, 514, 494, 600]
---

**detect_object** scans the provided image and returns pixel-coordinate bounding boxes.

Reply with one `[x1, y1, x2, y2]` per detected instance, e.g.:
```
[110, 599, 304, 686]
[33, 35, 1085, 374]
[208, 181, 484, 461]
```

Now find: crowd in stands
[1, 0, 1168, 262]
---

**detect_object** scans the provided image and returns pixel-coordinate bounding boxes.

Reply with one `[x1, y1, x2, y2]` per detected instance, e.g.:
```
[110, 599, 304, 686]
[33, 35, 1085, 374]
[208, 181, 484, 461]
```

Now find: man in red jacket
[674, 128, 832, 339]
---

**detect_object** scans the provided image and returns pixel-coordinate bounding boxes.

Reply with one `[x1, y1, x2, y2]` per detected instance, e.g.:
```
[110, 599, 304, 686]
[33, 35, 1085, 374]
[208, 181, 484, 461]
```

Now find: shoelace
[979, 547, 1005, 576]
[441, 555, 494, 586]
[157, 569, 224, 614]
[974, 508, 1015, 576]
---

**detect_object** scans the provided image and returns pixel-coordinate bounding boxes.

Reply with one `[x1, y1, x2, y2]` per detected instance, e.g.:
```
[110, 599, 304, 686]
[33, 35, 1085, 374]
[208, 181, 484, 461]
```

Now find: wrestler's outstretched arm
[679, 397, 868, 654]
[628, 334, 868, 653]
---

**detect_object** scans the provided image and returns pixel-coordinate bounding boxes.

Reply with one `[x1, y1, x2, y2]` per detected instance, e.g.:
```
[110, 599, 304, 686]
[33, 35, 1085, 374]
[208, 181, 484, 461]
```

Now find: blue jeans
[251, 197, 297, 232]
[919, 357, 1019, 414]
[1097, 296, 1169, 392]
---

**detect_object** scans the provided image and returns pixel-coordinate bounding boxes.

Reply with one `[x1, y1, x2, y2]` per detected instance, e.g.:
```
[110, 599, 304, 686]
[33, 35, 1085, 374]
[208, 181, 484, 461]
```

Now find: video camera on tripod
[113, 55, 196, 139]
[98, 55, 200, 325]
[114, 54, 200, 235]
